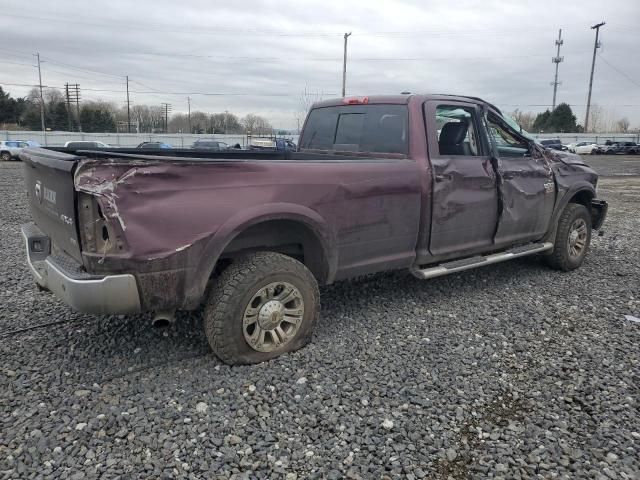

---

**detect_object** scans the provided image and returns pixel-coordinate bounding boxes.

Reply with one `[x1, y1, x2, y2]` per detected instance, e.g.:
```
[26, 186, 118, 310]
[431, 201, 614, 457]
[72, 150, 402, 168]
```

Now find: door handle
[434, 174, 447, 182]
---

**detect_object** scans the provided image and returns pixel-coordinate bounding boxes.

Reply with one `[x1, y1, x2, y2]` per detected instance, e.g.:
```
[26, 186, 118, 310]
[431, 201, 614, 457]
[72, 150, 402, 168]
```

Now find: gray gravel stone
[1, 160, 639, 478]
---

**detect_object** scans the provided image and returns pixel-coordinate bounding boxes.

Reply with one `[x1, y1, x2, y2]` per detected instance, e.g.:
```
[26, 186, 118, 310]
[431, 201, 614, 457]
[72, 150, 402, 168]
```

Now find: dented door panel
[484, 115, 556, 246]
[423, 101, 499, 256]
[492, 152, 556, 244]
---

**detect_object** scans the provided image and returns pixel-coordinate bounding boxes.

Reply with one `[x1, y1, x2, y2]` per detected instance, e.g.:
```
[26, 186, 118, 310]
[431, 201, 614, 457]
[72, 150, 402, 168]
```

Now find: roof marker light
[343, 96, 369, 105]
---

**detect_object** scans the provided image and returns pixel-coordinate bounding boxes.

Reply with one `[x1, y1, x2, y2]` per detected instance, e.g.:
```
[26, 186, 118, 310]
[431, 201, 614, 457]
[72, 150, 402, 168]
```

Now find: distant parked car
[137, 142, 173, 149]
[568, 142, 600, 155]
[0, 140, 28, 161]
[24, 140, 41, 147]
[64, 141, 110, 149]
[539, 139, 567, 151]
[603, 142, 638, 155]
[249, 138, 296, 151]
[191, 139, 229, 151]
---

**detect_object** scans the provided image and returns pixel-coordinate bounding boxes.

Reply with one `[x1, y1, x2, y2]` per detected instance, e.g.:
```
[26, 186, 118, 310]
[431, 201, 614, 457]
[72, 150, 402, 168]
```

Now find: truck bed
[21, 146, 422, 311]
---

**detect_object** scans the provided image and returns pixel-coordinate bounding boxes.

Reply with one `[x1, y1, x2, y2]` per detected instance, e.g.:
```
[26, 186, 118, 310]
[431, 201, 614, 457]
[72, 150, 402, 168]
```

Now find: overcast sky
[1, 0, 639, 129]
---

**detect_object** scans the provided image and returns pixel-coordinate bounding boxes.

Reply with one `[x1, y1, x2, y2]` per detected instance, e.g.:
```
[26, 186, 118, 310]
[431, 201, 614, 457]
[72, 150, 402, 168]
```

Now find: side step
[410, 242, 554, 280]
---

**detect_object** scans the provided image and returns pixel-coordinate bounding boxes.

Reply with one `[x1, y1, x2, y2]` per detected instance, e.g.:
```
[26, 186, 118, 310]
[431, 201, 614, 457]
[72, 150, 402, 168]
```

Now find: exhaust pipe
[152, 310, 176, 328]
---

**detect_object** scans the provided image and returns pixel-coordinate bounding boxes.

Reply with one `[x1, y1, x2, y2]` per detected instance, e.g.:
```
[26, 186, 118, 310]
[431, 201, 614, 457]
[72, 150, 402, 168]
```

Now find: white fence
[0, 131, 300, 148]
[1, 130, 638, 148]
[530, 133, 640, 144]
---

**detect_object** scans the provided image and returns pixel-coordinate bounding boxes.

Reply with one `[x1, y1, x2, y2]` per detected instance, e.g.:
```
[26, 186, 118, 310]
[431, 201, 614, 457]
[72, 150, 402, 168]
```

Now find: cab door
[424, 101, 499, 256]
[484, 113, 556, 245]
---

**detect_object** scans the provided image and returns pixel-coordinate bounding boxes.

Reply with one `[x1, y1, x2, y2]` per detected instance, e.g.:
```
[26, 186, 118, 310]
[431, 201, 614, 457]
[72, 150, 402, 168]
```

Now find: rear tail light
[77, 193, 126, 255]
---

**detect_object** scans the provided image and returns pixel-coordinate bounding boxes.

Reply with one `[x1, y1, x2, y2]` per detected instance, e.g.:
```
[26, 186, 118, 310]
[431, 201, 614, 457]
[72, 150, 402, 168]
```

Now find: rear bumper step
[21, 223, 141, 315]
[410, 242, 554, 280]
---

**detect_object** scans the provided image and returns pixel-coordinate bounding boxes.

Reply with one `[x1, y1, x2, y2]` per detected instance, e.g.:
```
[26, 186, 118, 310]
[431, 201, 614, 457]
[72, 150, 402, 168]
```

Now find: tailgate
[21, 148, 83, 261]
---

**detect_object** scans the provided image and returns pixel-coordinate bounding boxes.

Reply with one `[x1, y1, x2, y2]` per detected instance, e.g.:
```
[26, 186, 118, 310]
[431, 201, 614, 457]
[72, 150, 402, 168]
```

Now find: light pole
[584, 22, 605, 132]
[342, 32, 352, 97]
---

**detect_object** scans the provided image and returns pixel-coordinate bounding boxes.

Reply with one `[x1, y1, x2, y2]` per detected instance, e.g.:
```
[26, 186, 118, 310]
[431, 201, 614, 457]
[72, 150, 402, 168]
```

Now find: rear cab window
[299, 104, 408, 155]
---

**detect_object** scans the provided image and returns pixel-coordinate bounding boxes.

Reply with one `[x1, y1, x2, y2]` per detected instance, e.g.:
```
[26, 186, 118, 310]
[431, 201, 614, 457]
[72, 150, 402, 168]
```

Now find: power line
[0, 12, 343, 37]
[597, 54, 640, 88]
[41, 57, 123, 79]
[4, 11, 632, 38]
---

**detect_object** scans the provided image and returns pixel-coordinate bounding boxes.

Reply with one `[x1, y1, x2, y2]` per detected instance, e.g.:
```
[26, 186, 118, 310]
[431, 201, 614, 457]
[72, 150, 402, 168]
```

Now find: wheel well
[219, 219, 329, 284]
[568, 189, 593, 207]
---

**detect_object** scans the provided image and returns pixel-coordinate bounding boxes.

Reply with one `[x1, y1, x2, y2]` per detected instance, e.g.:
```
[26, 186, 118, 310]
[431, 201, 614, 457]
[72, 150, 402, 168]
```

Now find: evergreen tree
[532, 110, 551, 132]
[546, 103, 577, 132]
[532, 104, 578, 133]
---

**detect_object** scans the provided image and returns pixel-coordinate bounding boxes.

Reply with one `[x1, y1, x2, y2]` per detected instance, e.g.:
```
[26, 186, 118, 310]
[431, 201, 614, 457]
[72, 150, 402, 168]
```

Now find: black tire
[203, 252, 320, 365]
[546, 203, 592, 271]
[591, 149, 597, 155]
[1, 151, 11, 162]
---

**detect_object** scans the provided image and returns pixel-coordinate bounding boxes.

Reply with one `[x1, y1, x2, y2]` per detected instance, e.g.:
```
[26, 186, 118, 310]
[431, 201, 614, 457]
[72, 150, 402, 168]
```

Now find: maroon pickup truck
[21, 94, 607, 364]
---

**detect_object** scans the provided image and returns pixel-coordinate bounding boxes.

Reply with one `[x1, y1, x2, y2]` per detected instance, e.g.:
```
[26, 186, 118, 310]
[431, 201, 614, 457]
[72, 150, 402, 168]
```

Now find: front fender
[543, 182, 596, 244]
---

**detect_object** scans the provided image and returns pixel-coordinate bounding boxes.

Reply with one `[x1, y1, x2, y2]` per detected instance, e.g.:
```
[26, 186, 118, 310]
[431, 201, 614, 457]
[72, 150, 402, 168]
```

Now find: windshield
[501, 114, 536, 142]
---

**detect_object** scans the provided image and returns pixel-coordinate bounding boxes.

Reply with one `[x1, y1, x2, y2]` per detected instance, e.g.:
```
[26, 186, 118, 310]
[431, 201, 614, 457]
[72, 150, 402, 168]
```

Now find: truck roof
[313, 94, 503, 115]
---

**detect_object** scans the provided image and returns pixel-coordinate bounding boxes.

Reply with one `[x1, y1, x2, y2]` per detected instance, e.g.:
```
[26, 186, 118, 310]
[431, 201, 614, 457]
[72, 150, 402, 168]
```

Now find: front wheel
[1, 151, 11, 161]
[203, 252, 320, 365]
[546, 203, 592, 271]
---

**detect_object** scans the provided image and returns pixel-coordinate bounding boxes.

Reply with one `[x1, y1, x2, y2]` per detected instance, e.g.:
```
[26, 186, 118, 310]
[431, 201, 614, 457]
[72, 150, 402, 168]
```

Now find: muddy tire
[203, 252, 320, 365]
[546, 203, 592, 271]
[1, 151, 11, 162]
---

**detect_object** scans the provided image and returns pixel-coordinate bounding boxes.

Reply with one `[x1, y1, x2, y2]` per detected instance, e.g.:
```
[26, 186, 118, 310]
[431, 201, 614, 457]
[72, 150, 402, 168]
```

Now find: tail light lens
[77, 193, 126, 255]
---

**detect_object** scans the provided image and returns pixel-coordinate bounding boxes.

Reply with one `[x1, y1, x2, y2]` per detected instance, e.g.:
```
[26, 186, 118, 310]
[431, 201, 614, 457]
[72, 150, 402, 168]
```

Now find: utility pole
[342, 32, 352, 97]
[69, 84, 82, 132]
[551, 29, 564, 111]
[187, 97, 191, 133]
[584, 21, 605, 132]
[161, 103, 172, 132]
[34, 52, 47, 146]
[126, 75, 131, 133]
[65, 83, 73, 131]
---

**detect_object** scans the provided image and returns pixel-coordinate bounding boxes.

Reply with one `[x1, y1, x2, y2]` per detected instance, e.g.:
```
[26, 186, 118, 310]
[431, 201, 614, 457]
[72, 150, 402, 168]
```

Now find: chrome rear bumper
[21, 223, 141, 314]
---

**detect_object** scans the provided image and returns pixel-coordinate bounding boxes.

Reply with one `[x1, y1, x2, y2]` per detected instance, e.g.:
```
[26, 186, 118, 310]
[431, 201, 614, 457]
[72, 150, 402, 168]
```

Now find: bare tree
[295, 86, 324, 133]
[615, 117, 630, 133]
[588, 105, 604, 133]
[241, 114, 272, 136]
[509, 109, 536, 132]
[44, 88, 65, 106]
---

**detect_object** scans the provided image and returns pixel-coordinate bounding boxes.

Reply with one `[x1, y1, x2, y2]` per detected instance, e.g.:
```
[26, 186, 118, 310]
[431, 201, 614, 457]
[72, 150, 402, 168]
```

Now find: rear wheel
[546, 203, 592, 271]
[1, 151, 11, 161]
[203, 252, 320, 365]
[591, 149, 597, 155]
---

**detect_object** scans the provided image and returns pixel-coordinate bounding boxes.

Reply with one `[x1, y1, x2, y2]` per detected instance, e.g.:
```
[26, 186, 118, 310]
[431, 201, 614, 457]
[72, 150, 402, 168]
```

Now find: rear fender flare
[192, 203, 337, 301]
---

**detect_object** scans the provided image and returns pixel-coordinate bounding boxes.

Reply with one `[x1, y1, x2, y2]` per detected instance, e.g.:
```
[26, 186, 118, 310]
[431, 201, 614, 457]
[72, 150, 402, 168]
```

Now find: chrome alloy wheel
[568, 218, 588, 258]
[242, 281, 304, 352]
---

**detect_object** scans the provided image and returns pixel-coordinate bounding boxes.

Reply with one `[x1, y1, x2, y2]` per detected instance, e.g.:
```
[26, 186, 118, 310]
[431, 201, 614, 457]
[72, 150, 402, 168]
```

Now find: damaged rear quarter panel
[73, 157, 422, 310]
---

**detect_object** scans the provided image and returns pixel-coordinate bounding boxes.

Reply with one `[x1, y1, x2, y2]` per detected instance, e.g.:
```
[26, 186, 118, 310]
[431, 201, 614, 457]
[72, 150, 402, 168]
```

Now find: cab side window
[435, 105, 481, 156]
[486, 116, 530, 157]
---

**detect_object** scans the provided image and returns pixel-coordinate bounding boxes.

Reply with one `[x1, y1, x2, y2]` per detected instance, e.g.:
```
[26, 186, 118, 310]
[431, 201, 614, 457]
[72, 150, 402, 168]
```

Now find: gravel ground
[1, 156, 639, 479]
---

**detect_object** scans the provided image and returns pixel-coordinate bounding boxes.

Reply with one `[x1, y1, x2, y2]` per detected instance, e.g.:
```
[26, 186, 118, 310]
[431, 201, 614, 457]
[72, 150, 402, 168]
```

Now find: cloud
[1, 0, 639, 128]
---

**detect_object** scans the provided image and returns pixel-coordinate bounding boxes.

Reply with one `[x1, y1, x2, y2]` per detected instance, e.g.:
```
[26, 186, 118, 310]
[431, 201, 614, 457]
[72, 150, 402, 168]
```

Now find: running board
[410, 242, 554, 280]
